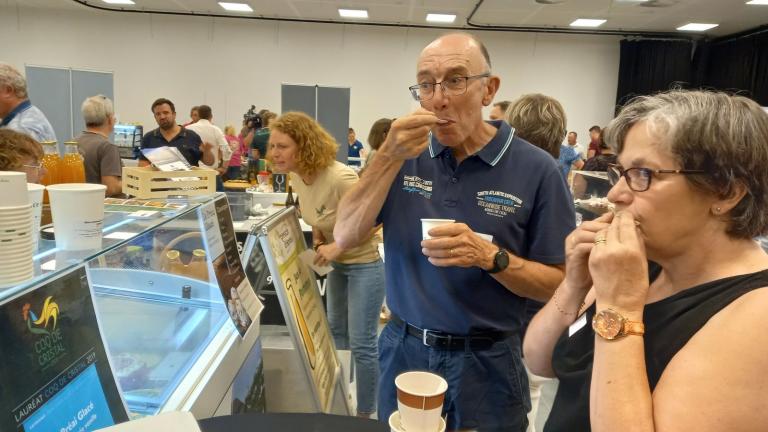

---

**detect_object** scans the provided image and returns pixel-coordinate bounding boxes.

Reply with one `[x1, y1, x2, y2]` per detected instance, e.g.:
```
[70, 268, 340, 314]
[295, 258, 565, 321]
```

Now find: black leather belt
[390, 314, 514, 351]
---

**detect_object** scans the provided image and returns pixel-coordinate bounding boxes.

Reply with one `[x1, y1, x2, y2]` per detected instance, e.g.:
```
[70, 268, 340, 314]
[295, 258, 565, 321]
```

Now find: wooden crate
[122, 166, 217, 198]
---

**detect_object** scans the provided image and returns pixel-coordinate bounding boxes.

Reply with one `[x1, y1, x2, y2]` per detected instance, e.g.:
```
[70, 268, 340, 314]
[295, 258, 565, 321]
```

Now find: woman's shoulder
[652, 286, 768, 430]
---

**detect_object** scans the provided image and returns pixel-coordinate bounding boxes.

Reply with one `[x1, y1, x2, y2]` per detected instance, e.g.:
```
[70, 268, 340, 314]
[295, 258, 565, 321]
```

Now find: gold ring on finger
[450, 248, 455, 257]
[594, 238, 607, 245]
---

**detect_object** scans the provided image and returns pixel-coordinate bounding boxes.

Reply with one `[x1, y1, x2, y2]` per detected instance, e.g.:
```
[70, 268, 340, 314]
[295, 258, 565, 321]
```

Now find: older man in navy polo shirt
[335, 33, 574, 430]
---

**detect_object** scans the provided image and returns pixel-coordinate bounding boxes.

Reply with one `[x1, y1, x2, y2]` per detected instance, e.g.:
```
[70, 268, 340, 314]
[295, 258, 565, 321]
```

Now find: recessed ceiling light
[102, 0, 135, 4]
[338, 8, 368, 19]
[426, 13, 457, 23]
[676, 23, 719, 31]
[746, 0, 768, 5]
[218, 2, 253, 12]
[570, 18, 607, 27]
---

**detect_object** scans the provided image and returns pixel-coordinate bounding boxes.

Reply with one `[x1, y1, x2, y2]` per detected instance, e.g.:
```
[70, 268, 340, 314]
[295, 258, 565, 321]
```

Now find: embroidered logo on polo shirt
[476, 190, 522, 218]
[315, 205, 326, 217]
[402, 175, 433, 199]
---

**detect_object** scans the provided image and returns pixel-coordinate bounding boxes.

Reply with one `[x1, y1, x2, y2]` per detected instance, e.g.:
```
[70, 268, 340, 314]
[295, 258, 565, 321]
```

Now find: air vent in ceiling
[535, 0, 568, 4]
[639, 0, 679, 7]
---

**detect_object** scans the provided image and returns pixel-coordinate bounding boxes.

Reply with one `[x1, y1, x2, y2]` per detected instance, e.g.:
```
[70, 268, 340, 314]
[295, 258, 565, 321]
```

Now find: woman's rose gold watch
[592, 308, 645, 340]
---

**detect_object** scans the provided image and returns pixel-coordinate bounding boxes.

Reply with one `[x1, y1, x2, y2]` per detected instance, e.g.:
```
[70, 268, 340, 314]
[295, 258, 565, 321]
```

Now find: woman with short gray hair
[524, 90, 768, 431]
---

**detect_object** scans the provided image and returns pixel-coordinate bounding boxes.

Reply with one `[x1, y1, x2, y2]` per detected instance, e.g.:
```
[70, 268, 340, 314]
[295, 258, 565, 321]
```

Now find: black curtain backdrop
[615, 29, 768, 111]
[615, 40, 694, 110]
[699, 31, 768, 105]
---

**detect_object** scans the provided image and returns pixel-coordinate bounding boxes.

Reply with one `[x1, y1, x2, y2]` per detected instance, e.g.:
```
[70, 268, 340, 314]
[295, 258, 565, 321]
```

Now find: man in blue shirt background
[347, 127, 364, 166]
[0, 63, 57, 143]
[335, 33, 574, 430]
[558, 142, 584, 180]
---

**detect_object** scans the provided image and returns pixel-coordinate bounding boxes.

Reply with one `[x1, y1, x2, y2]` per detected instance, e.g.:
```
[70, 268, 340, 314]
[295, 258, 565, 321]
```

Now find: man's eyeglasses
[409, 73, 491, 101]
[607, 164, 705, 192]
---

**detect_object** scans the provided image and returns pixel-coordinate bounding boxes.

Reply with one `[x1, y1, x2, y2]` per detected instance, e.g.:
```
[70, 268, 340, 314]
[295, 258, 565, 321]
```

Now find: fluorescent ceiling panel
[676, 23, 719, 31]
[426, 13, 457, 23]
[218, 2, 253, 12]
[338, 9, 369, 19]
[570, 19, 607, 27]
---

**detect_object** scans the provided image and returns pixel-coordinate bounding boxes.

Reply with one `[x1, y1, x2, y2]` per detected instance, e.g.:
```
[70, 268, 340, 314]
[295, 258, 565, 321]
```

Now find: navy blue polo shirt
[140, 126, 203, 166]
[378, 120, 575, 335]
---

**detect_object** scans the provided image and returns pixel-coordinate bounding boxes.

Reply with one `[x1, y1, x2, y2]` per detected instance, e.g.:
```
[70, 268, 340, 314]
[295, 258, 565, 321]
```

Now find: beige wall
[1, 4, 620, 149]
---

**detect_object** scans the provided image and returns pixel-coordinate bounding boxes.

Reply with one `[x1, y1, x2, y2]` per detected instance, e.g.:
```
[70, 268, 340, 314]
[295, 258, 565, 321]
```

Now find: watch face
[495, 250, 509, 269]
[592, 309, 623, 339]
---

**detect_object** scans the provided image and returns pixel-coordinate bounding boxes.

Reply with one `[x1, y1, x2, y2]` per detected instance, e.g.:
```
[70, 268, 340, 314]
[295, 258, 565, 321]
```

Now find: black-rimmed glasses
[607, 164, 705, 192]
[409, 73, 491, 101]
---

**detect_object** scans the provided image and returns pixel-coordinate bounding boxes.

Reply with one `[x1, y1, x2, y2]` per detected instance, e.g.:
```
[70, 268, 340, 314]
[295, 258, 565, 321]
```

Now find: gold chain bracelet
[553, 287, 585, 317]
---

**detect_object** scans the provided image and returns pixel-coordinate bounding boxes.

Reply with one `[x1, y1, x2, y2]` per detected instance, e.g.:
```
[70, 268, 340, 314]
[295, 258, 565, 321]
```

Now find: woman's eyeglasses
[606, 164, 705, 192]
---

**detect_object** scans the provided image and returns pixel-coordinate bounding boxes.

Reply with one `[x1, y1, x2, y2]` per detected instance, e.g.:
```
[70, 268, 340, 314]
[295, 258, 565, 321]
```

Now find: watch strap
[623, 320, 645, 336]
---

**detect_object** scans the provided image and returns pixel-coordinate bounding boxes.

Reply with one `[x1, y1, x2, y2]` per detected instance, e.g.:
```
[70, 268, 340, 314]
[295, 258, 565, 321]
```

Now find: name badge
[568, 313, 588, 337]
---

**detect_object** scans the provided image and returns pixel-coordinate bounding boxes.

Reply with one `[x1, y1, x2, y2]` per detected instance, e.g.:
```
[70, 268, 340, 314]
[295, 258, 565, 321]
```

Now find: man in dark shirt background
[140, 98, 215, 167]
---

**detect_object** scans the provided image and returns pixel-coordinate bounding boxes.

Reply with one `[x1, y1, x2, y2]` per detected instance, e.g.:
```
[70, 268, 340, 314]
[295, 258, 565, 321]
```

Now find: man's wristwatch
[487, 247, 509, 274]
[592, 308, 645, 340]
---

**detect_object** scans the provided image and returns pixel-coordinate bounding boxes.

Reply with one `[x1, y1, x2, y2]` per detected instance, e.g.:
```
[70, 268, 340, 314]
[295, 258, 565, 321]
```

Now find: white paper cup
[0, 171, 29, 207]
[48, 183, 106, 251]
[420, 219, 455, 240]
[0, 204, 32, 213]
[389, 411, 445, 432]
[395, 371, 448, 432]
[27, 183, 44, 246]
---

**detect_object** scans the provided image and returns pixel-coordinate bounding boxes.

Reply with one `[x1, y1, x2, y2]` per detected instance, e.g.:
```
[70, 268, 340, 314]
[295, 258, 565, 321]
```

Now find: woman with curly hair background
[268, 111, 385, 418]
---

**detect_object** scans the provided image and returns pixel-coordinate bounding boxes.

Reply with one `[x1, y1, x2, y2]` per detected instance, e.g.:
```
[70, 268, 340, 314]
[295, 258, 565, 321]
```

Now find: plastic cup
[27, 183, 44, 246]
[47, 183, 106, 251]
[420, 219, 455, 240]
[0, 171, 29, 207]
[395, 371, 448, 432]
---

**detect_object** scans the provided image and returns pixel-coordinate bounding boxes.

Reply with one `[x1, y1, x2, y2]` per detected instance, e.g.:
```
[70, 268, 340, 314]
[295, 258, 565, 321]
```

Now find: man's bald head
[420, 33, 492, 72]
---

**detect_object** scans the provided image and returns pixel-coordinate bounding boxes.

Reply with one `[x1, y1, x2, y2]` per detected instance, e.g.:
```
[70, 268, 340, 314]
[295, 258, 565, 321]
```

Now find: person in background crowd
[186, 104, 231, 191]
[0, 63, 56, 143]
[558, 137, 584, 181]
[586, 125, 602, 159]
[224, 125, 245, 180]
[0, 128, 44, 183]
[506, 93, 570, 432]
[268, 111, 385, 419]
[139, 98, 215, 167]
[75, 95, 123, 196]
[361, 118, 392, 171]
[246, 111, 276, 165]
[525, 90, 768, 432]
[489, 99, 511, 120]
[567, 131, 586, 160]
[334, 33, 574, 430]
[347, 127, 364, 166]
[183, 106, 199, 127]
[583, 130, 617, 172]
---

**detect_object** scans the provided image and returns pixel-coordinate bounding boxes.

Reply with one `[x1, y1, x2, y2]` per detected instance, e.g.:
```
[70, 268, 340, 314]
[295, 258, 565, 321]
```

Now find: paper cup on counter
[48, 183, 106, 251]
[0, 171, 29, 207]
[27, 183, 44, 246]
[395, 371, 448, 432]
[389, 410, 445, 432]
[420, 219, 455, 240]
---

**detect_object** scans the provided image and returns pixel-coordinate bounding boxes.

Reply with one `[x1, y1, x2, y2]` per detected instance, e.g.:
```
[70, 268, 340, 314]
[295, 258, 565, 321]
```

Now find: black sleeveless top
[545, 265, 768, 432]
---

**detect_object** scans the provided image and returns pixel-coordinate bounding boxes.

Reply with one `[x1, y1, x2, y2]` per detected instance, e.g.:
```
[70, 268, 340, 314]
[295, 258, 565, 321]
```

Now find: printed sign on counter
[199, 195, 264, 337]
[261, 209, 339, 412]
[0, 265, 129, 432]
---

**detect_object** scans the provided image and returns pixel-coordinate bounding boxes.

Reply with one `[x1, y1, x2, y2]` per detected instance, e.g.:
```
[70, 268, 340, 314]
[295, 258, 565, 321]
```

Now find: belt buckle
[422, 328, 432, 346]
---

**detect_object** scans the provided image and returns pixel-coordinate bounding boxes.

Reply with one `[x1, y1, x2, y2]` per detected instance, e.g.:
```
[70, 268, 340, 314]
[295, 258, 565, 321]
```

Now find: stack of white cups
[0, 172, 39, 288]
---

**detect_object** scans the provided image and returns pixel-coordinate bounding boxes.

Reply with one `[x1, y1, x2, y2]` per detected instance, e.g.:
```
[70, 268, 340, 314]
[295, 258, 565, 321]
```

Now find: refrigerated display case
[114, 124, 143, 159]
[0, 193, 261, 419]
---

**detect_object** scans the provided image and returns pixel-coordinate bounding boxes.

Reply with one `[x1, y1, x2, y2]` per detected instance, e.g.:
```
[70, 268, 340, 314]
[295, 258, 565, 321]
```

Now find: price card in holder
[0, 265, 129, 432]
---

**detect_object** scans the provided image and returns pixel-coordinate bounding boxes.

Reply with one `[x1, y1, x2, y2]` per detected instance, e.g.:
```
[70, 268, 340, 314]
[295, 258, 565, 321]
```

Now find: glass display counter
[0, 193, 261, 419]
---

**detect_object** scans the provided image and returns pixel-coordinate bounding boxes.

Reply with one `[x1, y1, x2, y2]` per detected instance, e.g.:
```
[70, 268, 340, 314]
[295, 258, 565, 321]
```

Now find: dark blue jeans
[378, 320, 530, 431]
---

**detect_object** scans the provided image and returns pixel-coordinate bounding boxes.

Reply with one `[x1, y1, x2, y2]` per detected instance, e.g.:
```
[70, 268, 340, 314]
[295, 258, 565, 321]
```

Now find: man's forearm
[334, 152, 402, 250]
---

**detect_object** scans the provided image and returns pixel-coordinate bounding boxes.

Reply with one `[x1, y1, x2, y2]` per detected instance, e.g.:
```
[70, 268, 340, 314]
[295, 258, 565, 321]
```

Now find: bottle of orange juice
[60, 141, 86, 183]
[39, 141, 61, 204]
